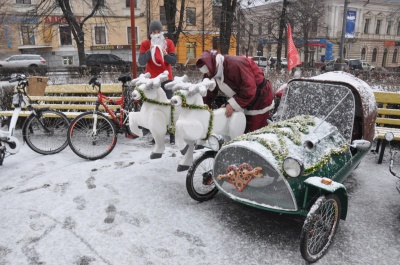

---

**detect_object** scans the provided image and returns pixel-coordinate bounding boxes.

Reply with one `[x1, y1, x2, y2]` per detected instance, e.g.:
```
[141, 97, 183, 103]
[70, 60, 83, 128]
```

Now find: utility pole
[130, 0, 137, 78]
[339, 0, 349, 62]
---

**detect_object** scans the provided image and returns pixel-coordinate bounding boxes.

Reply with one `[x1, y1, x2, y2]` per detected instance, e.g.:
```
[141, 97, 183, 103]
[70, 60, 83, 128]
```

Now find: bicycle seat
[118, 75, 132, 83]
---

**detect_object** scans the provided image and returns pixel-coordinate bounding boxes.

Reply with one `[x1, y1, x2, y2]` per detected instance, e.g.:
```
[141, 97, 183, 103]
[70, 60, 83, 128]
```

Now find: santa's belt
[246, 78, 267, 110]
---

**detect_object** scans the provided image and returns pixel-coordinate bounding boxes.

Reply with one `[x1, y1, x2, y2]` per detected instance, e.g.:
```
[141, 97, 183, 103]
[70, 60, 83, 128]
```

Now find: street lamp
[130, 0, 137, 78]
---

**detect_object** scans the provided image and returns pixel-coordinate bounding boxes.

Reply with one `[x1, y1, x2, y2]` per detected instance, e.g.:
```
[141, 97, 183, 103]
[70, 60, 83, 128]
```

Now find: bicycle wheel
[23, 110, 70, 155]
[68, 112, 117, 160]
[124, 99, 142, 136]
[300, 194, 341, 263]
[186, 151, 218, 202]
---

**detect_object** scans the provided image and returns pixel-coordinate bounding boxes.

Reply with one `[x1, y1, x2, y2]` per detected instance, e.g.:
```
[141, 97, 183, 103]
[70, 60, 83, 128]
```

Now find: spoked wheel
[68, 112, 117, 160]
[23, 110, 70, 155]
[300, 194, 341, 263]
[186, 151, 218, 202]
[124, 99, 142, 137]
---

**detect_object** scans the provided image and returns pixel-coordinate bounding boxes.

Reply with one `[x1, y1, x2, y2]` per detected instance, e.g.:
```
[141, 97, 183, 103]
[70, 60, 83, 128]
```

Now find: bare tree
[27, 0, 111, 66]
[219, 0, 237, 54]
[288, 0, 326, 67]
[163, 0, 185, 45]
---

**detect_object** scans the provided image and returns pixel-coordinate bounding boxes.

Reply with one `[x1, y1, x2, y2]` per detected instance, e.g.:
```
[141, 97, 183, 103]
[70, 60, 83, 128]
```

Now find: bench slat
[29, 96, 120, 102]
[377, 108, 400, 116]
[375, 126, 400, 140]
[374, 91, 400, 104]
[31, 84, 125, 94]
[376, 117, 400, 126]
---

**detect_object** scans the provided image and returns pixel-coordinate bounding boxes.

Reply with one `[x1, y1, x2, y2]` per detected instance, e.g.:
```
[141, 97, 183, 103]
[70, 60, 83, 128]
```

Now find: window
[21, 25, 35, 45]
[127, 26, 138, 45]
[186, 42, 196, 59]
[212, 5, 221, 27]
[249, 24, 253, 35]
[125, 0, 136, 8]
[62, 56, 73, 66]
[397, 22, 400, 35]
[94, 26, 106, 44]
[372, 48, 377, 62]
[258, 23, 262, 35]
[92, 0, 105, 7]
[186, 7, 196, 26]
[60, 26, 72, 45]
[160, 6, 166, 25]
[387, 21, 392, 35]
[364, 18, 370, 34]
[393, 48, 398, 63]
[361, 48, 366, 60]
[16, 0, 31, 3]
[375, 19, 381, 34]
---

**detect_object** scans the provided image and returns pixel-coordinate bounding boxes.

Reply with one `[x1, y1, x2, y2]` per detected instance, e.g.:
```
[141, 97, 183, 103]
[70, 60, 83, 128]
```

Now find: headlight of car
[207, 134, 224, 151]
[282, 157, 304, 178]
[385, 132, 394, 142]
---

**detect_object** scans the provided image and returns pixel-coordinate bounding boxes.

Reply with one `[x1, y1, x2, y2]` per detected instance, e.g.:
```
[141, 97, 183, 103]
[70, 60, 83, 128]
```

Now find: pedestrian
[138, 20, 176, 144]
[195, 50, 274, 133]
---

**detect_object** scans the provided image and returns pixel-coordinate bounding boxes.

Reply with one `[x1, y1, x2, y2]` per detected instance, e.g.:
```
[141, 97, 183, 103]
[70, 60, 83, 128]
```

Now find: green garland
[226, 115, 348, 175]
[135, 87, 175, 133]
[174, 91, 214, 140]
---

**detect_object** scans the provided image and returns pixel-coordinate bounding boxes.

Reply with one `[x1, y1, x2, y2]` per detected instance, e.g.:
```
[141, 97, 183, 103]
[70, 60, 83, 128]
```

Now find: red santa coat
[198, 53, 274, 131]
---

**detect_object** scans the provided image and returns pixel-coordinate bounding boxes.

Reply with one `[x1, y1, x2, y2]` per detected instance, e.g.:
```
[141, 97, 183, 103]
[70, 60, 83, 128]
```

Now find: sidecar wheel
[300, 194, 341, 263]
[186, 151, 218, 202]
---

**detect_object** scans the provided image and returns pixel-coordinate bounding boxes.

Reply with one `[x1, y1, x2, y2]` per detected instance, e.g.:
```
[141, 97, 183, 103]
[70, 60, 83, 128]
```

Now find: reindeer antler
[164, 75, 189, 91]
[131, 72, 151, 87]
[200, 78, 216, 91]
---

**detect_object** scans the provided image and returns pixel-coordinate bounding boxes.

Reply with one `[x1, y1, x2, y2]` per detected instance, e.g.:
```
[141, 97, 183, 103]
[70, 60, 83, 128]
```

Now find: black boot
[170, 134, 175, 145]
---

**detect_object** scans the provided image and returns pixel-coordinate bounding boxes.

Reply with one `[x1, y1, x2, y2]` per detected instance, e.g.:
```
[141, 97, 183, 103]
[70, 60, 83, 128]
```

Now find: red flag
[287, 23, 301, 71]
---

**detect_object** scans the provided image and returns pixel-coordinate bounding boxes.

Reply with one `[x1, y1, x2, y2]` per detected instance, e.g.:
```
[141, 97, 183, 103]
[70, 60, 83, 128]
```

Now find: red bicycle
[67, 75, 141, 160]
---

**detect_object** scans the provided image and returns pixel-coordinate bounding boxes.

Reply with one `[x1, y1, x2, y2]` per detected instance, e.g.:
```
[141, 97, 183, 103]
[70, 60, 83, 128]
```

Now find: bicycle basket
[27, 76, 48, 96]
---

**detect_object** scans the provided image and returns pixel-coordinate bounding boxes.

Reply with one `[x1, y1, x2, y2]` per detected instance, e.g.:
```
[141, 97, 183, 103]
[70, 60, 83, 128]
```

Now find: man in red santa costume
[195, 50, 274, 132]
[138, 20, 177, 144]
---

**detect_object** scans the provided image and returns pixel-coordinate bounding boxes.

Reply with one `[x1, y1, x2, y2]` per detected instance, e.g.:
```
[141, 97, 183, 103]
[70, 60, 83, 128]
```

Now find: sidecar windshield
[277, 80, 355, 143]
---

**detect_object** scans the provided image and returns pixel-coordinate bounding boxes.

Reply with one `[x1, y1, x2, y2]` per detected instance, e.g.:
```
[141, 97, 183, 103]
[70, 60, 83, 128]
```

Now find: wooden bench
[374, 91, 400, 163]
[0, 83, 128, 119]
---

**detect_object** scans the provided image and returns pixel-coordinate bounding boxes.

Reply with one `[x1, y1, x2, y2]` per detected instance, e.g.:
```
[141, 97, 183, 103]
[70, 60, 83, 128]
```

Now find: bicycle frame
[95, 91, 127, 128]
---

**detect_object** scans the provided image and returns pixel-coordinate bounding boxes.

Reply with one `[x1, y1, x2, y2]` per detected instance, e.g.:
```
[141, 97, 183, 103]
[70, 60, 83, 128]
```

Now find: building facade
[242, 0, 400, 68]
[0, 0, 236, 68]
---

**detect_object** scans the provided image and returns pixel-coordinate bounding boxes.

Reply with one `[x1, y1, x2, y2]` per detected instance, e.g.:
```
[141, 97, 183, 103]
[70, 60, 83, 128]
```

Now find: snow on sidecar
[185, 71, 377, 263]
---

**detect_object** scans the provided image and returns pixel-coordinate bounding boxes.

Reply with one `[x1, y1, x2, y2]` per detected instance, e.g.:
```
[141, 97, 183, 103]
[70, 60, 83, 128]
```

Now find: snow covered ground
[1, 131, 400, 265]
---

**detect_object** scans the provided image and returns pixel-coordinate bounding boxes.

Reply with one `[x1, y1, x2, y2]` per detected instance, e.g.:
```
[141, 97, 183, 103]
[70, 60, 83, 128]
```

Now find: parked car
[269, 57, 287, 68]
[251, 56, 268, 67]
[321, 59, 349, 72]
[360, 60, 375, 71]
[0, 54, 48, 74]
[85, 54, 132, 73]
[346, 59, 363, 70]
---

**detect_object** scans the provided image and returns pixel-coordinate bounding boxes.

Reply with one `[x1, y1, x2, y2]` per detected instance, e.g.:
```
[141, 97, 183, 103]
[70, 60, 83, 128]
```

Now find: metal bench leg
[378, 140, 387, 164]
[375, 139, 381, 153]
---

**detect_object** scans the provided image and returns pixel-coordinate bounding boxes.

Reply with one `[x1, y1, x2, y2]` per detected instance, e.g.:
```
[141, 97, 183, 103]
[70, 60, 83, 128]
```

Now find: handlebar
[9, 74, 27, 83]
[88, 76, 101, 89]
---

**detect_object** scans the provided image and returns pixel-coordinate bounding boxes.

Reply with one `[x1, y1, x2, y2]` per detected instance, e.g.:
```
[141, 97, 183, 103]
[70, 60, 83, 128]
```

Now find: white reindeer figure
[165, 77, 246, 172]
[129, 71, 173, 159]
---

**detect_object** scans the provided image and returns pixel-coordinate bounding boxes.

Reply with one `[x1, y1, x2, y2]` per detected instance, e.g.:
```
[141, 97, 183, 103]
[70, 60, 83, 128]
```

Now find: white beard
[150, 32, 167, 49]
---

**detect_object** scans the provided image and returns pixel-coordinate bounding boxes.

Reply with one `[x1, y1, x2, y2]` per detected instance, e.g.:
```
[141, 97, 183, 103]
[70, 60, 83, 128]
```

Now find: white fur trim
[215, 54, 224, 82]
[199, 65, 209, 74]
[244, 100, 275, 115]
[215, 78, 236, 98]
[227, 97, 244, 112]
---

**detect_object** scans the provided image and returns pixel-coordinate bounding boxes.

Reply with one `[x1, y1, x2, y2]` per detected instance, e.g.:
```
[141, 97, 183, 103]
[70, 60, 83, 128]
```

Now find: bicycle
[0, 74, 70, 165]
[67, 75, 141, 160]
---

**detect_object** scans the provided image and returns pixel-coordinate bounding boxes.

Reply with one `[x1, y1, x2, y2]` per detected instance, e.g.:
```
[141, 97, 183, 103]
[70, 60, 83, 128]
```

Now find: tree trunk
[277, 0, 289, 70]
[219, 0, 237, 54]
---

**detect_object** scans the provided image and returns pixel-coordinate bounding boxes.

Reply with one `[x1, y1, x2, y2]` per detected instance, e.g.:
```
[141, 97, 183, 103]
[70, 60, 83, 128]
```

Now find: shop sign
[90, 45, 140, 50]
[45, 16, 82, 24]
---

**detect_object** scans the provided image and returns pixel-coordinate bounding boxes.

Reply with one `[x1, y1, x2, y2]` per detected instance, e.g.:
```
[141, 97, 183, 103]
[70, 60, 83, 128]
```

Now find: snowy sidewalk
[1, 134, 399, 265]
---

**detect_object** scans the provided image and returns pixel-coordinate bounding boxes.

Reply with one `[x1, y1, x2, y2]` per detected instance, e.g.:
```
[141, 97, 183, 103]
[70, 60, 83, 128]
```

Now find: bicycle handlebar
[9, 74, 27, 83]
[88, 76, 101, 89]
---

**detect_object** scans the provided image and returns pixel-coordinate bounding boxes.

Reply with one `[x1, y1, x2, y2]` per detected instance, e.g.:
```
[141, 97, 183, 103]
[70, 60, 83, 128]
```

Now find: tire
[0, 144, 5, 166]
[23, 110, 70, 155]
[186, 151, 218, 202]
[67, 112, 117, 160]
[300, 194, 341, 263]
[124, 99, 141, 137]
